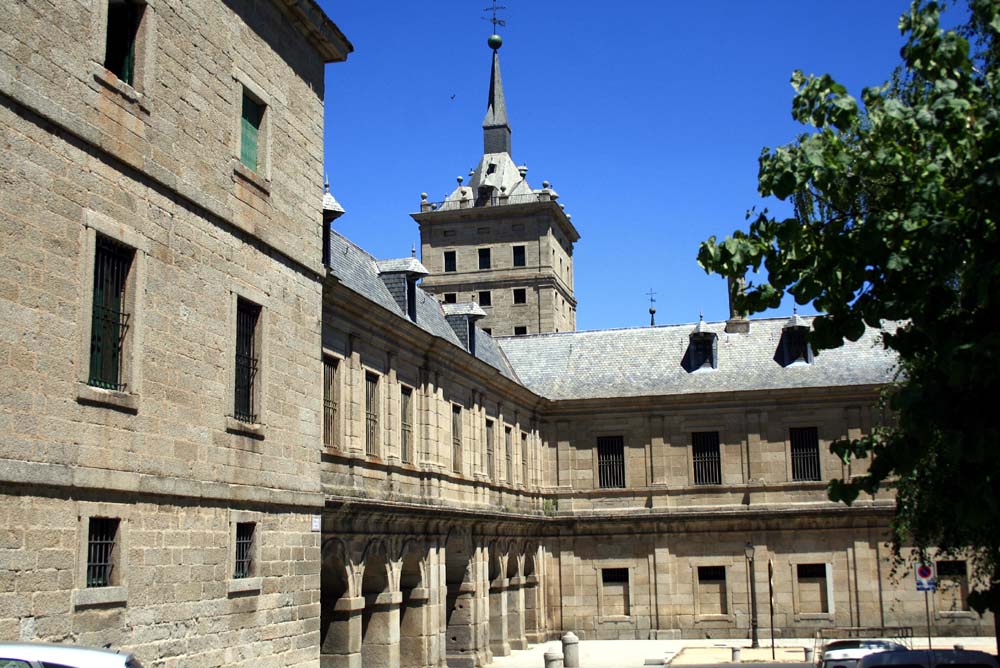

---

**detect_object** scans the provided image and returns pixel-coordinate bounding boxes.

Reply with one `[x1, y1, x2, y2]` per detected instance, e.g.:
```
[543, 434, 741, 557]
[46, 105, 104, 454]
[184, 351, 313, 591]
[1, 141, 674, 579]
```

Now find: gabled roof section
[376, 257, 429, 276]
[497, 318, 896, 401]
[326, 230, 519, 381]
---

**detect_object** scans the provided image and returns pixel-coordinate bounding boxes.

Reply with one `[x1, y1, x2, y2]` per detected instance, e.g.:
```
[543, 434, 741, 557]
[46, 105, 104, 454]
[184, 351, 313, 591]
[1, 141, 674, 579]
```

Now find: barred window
[597, 436, 625, 489]
[234, 299, 261, 423]
[89, 236, 134, 391]
[485, 420, 495, 479]
[322, 357, 338, 448]
[790, 427, 821, 481]
[234, 522, 254, 579]
[87, 517, 119, 588]
[365, 373, 379, 457]
[692, 431, 721, 485]
[505, 426, 513, 484]
[452, 405, 462, 474]
[400, 386, 413, 464]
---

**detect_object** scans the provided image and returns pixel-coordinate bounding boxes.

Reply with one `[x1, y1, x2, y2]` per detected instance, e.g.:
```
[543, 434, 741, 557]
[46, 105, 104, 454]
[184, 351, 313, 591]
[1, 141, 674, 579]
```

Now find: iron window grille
[512, 245, 526, 267]
[692, 431, 722, 485]
[322, 358, 338, 448]
[602, 567, 629, 584]
[104, 0, 143, 86]
[478, 248, 491, 270]
[452, 405, 462, 473]
[505, 427, 513, 484]
[89, 237, 133, 391]
[234, 299, 260, 423]
[698, 565, 726, 582]
[443, 251, 456, 272]
[234, 522, 254, 579]
[597, 436, 625, 488]
[365, 373, 379, 457]
[87, 517, 119, 588]
[400, 387, 413, 464]
[790, 427, 821, 481]
[522, 432, 529, 487]
[485, 420, 495, 479]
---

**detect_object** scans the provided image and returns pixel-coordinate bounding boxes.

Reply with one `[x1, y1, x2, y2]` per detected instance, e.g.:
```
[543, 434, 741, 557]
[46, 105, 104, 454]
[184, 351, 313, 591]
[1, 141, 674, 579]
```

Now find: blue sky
[317, 1, 945, 332]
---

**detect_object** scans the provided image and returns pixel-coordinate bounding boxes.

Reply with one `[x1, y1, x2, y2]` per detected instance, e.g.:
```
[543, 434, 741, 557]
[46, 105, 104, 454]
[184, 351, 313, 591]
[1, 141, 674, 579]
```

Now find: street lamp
[745, 541, 760, 648]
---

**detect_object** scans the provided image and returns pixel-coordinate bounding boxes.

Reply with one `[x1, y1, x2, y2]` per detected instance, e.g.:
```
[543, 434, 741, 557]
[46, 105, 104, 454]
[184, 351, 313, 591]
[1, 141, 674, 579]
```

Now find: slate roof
[442, 302, 487, 318]
[496, 318, 897, 401]
[375, 257, 428, 275]
[326, 230, 519, 382]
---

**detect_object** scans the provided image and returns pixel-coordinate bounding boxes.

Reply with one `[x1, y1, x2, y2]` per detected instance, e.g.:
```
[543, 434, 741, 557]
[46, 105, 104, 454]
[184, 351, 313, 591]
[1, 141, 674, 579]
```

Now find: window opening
[597, 436, 625, 489]
[240, 89, 265, 171]
[452, 405, 462, 473]
[513, 288, 526, 304]
[87, 517, 119, 588]
[234, 522, 254, 579]
[479, 291, 492, 307]
[365, 373, 379, 456]
[234, 299, 260, 423]
[444, 293, 457, 304]
[692, 431, 721, 485]
[513, 245, 526, 267]
[486, 419, 495, 479]
[323, 357, 338, 447]
[104, 0, 143, 86]
[400, 387, 413, 464]
[443, 251, 457, 273]
[790, 426, 821, 481]
[89, 236, 133, 391]
[514, 326, 527, 336]
[505, 426, 513, 484]
[478, 248, 491, 270]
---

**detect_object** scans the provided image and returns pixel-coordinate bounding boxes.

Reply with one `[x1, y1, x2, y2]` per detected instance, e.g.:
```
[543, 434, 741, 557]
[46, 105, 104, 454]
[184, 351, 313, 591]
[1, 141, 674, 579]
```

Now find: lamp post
[745, 541, 760, 648]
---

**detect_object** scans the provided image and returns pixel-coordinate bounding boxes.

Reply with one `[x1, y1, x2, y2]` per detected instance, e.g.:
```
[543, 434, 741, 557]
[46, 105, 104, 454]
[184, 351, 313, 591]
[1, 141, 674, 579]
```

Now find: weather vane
[646, 289, 657, 326]
[482, 1, 506, 32]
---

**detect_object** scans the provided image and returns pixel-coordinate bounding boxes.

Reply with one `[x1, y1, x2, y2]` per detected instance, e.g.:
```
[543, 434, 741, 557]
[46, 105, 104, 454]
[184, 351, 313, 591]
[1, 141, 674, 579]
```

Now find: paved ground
[488, 637, 998, 668]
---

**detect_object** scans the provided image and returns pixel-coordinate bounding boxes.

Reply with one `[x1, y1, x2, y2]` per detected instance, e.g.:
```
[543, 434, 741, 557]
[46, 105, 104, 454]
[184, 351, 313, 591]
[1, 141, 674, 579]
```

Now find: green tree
[698, 0, 1000, 640]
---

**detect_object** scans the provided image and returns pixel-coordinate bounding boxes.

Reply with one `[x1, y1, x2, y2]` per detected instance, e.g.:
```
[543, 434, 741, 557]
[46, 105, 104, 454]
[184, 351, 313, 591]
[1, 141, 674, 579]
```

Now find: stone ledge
[73, 586, 128, 608]
[227, 577, 262, 594]
[334, 596, 365, 612]
[225, 416, 267, 439]
[75, 383, 139, 413]
[233, 162, 272, 196]
[89, 61, 150, 114]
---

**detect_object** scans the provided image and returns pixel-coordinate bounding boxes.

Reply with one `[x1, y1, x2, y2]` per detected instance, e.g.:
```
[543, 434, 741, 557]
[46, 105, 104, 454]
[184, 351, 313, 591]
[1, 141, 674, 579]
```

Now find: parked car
[859, 648, 999, 668]
[821, 639, 909, 668]
[0, 642, 143, 668]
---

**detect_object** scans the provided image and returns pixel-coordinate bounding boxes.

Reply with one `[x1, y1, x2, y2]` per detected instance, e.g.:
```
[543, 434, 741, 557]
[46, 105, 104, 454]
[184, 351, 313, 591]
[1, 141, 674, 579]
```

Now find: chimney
[441, 302, 487, 357]
[725, 276, 750, 334]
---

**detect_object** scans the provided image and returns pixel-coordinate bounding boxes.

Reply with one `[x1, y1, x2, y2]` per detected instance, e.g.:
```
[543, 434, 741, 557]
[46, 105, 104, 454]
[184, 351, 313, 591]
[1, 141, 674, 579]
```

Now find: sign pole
[768, 559, 775, 661]
[924, 590, 932, 650]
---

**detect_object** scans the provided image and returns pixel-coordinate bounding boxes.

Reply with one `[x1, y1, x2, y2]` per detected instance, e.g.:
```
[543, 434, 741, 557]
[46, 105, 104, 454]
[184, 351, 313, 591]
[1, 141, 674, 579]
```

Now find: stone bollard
[805, 648, 815, 663]
[562, 632, 580, 668]
[732, 647, 742, 662]
[544, 651, 564, 668]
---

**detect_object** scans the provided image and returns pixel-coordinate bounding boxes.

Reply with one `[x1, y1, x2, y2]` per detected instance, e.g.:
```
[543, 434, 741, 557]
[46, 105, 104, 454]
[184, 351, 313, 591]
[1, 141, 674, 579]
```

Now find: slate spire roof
[483, 45, 511, 155]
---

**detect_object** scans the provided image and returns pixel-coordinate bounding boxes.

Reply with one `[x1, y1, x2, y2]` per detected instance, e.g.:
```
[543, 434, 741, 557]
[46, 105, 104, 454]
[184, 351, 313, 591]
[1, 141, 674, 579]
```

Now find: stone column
[489, 577, 510, 656]
[321, 596, 364, 668]
[399, 587, 432, 668]
[362, 591, 402, 667]
[446, 580, 480, 668]
[523, 575, 543, 643]
[507, 576, 527, 650]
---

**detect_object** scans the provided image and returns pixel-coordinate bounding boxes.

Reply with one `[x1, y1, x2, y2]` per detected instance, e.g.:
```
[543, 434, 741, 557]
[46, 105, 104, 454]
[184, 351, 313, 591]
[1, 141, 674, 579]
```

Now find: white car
[821, 639, 908, 668]
[0, 642, 143, 668]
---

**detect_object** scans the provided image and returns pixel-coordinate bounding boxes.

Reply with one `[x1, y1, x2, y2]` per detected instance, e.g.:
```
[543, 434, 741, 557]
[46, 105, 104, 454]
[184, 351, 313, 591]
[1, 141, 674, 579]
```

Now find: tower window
[443, 293, 457, 304]
[478, 291, 492, 307]
[444, 251, 456, 272]
[478, 248, 491, 270]
[512, 245, 526, 267]
[104, 0, 144, 86]
[514, 326, 527, 336]
[513, 288, 526, 304]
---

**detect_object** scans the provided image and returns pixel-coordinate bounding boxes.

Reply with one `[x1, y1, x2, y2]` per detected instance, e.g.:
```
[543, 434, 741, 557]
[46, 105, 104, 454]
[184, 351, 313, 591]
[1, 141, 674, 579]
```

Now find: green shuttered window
[104, 0, 143, 86]
[241, 90, 264, 171]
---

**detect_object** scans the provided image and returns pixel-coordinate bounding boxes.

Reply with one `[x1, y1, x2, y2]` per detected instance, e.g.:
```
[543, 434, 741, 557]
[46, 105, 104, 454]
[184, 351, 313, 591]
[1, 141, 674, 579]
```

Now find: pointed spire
[483, 36, 512, 155]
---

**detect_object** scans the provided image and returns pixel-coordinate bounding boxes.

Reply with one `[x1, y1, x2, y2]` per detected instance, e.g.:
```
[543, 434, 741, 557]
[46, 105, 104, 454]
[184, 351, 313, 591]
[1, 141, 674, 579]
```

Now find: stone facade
[1, 3, 994, 668]
[0, 0, 350, 666]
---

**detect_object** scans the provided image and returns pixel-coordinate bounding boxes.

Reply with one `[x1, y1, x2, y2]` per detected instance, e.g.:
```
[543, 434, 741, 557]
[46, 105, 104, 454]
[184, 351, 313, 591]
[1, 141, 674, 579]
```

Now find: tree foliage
[698, 0, 1000, 616]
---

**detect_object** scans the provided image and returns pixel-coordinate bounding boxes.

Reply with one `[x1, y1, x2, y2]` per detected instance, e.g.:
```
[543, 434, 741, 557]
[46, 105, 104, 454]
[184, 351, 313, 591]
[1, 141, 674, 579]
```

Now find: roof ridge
[495, 315, 822, 340]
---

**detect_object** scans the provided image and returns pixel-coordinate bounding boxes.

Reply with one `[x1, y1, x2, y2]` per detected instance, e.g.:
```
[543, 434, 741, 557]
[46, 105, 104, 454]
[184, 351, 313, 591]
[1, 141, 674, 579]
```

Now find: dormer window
[684, 318, 717, 372]
[406, 277, 417, 321]
[476, 186, 494, 207]
[779, 312, 812, 366]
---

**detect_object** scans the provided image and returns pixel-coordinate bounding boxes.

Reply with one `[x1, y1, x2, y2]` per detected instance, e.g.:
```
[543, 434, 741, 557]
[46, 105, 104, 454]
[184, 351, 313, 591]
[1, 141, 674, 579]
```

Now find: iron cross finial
[646, 288, 657, 308]
[482, 1, 507, 30]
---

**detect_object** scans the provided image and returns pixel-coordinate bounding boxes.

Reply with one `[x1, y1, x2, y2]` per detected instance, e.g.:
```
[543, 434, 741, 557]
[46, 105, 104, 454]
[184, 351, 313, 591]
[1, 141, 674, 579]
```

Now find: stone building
[0, 3, 992, 668]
